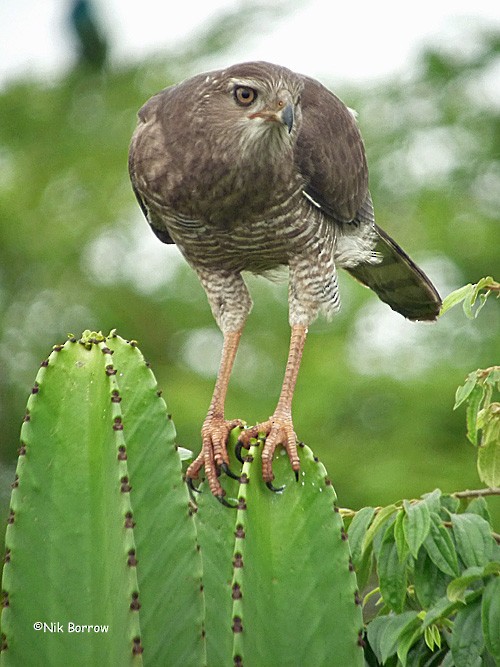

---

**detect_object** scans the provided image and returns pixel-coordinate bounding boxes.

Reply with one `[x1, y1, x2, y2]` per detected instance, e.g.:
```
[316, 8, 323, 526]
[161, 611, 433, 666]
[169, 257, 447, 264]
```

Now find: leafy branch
[346, 277, 500, 666]
[439, 276, 500, 319]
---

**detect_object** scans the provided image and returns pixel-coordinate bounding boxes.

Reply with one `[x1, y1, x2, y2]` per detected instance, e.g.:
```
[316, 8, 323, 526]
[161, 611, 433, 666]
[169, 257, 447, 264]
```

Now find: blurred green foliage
[0, 16, 499, 527]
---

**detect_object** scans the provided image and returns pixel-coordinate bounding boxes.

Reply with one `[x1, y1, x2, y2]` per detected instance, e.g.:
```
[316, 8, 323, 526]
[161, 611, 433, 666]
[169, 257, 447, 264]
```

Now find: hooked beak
[280, 104, 294, 133]
[248, 98, 295, 134]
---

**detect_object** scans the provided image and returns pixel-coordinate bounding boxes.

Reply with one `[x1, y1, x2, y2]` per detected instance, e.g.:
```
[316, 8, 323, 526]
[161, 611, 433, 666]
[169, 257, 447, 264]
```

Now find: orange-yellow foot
[238, 414, 300, 492]
[185, 416, 243, 505]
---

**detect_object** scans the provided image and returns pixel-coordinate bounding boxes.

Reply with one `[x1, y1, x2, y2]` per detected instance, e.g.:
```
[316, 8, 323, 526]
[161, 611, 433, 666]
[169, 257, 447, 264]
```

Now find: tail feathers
[345, 225, 442, 321]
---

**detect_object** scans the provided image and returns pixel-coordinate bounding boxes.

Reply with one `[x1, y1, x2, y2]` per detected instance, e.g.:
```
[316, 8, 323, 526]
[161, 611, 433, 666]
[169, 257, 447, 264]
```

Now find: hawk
[129, 61, 441, 504]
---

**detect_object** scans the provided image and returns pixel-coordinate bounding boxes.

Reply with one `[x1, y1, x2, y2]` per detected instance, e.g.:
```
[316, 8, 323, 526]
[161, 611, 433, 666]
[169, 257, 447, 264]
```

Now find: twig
[453, 487, 500, 499]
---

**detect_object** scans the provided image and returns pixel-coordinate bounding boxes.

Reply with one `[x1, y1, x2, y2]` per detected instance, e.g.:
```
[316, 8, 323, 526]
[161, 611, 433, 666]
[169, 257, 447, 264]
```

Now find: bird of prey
[129, 61, 441, 504]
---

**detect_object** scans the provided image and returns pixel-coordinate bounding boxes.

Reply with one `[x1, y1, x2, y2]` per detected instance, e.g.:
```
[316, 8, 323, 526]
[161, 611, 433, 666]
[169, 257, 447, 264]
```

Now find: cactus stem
[40, 359, 49, 367]
[239, 473, 249, 485]
[233, 553, 244, 568]
[354, 591, 362, 606]
[124, 511, 135, 528]
[234, 524, 245, 539]
[4, 550, 11, 564]
[11, 476, 19, 489]
[117, 445, 127, 461]
[7, 511, 14, 525]
[17, 443, 26, 456]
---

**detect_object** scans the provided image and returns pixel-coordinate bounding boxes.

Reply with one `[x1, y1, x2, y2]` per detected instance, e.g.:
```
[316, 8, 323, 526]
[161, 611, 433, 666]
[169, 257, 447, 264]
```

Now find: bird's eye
[234, 86, 257, 106]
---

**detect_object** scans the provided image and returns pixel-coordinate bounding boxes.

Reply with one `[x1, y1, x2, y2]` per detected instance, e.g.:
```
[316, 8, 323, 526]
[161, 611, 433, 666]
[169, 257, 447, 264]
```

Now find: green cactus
[197, 436, 364, 666]
[1, 331, 363, 666]
[0, 332, 204, 666]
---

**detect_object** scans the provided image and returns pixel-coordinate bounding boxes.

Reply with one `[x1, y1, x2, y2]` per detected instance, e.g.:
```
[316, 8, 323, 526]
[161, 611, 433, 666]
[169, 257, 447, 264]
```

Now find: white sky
[1, 0, 500, 88]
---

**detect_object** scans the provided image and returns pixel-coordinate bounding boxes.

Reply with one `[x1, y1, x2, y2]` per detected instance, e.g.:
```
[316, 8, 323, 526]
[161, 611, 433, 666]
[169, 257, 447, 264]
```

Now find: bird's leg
[186, 328, 243, 498]
[239, 324, 307, 486]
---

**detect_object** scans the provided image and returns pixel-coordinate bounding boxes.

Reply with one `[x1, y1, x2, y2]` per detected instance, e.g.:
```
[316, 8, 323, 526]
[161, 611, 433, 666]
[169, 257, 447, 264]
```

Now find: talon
[235, 441, 246, 464]
[187, 477, 202, 494]
[294, 469, 299, 482]
[266, 480, 285, 493]
[216, 493, 238, 508]
[221, 462, 241, 481]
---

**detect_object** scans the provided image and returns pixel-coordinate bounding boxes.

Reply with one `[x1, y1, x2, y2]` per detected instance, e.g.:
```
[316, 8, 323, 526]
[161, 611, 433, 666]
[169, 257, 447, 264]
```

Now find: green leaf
[440, 283, 474, 317]
[465, 385, 485, 445]
[450, 599, 484, 667]
[378, 524, 408, 613]
[424, 623, 442, 651]
[454, 371, 482, 410]
[394, 509, 410, 562]
[465, 496, 492, 524]
[414, 549, 452, 608]
[423, 512, 460, 577]
[403, 499, 431, 558]
[347, 505, 376, 567]
[447, 567, 486, 602]
[362, 504, 399, 553]
[482, 576, 500, 663]
[421, 488, 442, 514]
[477, 403, 500, 487]
[347, 506, 376, 589]
[450, 513, 494, 568]
[423, 595, 463, 628]
[463, 276, 497, 319]
[366, 612, 420, 664]
[398, 622, 426, 667]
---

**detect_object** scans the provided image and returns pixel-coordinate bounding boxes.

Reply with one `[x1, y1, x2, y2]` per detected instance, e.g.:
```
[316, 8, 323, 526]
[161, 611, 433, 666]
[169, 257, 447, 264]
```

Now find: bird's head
[200, 62, 304, 153]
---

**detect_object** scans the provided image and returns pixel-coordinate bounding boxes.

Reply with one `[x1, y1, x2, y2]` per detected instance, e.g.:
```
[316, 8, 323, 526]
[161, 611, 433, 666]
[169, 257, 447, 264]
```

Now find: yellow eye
[234, 86, 257, 106]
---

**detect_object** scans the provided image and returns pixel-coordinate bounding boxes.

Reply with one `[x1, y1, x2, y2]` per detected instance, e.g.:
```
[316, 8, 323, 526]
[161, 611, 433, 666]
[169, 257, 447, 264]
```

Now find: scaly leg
[238, 324, 307, 487]
[186, 329, 243, 500]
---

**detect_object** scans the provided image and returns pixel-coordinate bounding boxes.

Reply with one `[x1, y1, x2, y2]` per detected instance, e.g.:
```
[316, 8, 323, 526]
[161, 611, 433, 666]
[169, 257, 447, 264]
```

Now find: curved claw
[235, 440, 248, 464]
[216, 493, 238, 508]
[187, 477, 202, 494]
[221, 462, 241, 481]
[266, 480, 285, 493]
[294, 470, 299, 482]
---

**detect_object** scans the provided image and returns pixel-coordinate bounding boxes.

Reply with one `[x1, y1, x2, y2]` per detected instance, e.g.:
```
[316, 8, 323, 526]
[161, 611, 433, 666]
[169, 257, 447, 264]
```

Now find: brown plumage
[129, 61, 441, 503]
